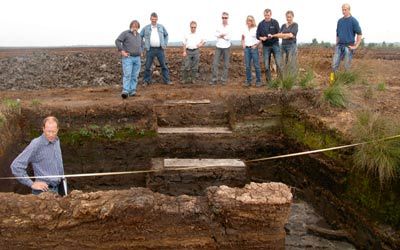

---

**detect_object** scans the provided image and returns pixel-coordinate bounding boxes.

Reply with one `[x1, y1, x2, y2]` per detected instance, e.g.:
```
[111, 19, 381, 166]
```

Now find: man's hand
[182, 51, 187, 57]
[31, 181, 49, 191]
[121, 50, 129, 57]
[259, 36, 267, 41]
[348, 45, 358, 50]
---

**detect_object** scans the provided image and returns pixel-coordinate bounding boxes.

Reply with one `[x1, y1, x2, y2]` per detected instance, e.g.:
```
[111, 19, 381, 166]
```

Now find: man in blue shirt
[140, 12, 173, 85]
[332, 3, 362, 75]
[11, 116, 64, 195]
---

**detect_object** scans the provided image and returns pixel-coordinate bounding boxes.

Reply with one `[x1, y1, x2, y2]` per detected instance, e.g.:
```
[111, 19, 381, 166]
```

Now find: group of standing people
[115, 4, 361, 98]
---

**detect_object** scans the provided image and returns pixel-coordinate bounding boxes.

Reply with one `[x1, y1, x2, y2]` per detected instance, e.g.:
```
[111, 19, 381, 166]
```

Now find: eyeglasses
[222, 17, 228, 19]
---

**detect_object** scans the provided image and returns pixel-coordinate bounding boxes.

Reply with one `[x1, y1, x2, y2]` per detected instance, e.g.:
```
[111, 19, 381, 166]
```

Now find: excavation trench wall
[0, 182, 292, 249]
[0, 92, 399, 248]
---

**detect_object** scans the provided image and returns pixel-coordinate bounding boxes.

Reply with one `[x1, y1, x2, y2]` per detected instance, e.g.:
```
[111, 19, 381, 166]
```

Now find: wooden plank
[157, 127, 232, 134]
[164, 158, 246, 169]
[164, 99, 211, 105]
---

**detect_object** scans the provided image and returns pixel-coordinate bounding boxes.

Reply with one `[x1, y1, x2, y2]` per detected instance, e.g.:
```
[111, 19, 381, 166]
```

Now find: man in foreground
[11, 116, 65, 195]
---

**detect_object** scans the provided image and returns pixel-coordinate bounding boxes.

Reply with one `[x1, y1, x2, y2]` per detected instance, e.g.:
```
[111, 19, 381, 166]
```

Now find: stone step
[157, 126, 232, 134]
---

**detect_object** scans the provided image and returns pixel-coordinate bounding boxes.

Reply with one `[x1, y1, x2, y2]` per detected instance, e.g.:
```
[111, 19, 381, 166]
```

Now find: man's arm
[115, 31, 129, 57]
[10, 141, 36, 187]
[163, 25, 169, 47]
[256, 22, 267, 41]
[349, 34, 362, 50]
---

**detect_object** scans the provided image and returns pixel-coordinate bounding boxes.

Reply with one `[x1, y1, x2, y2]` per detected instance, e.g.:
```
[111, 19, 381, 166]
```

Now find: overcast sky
[0, 0, 398, 47]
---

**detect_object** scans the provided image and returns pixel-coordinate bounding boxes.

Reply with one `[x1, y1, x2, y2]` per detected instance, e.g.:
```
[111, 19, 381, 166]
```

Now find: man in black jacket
[256, 9, 282, 84]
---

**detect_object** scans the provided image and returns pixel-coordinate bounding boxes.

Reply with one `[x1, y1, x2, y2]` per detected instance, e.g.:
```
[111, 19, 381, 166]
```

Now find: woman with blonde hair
[241, 15, 261, 86]
[272, 10, 298, 74]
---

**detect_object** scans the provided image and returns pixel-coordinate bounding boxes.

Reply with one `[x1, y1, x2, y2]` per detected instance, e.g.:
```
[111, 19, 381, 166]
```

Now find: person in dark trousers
[140, 12, 173, 85]
[256, 8, 282, 84]
[331, 3, 362, 82]
[11, 116, 65, 195]
[115, 20, 143, 99]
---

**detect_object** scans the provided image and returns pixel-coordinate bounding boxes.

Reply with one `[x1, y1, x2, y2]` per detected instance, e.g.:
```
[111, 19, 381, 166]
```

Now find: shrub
[352, 111, 400, 186]
[323, 84, 347, 108]
[2, 98, 21, 114]
[101, 125, 116, 139]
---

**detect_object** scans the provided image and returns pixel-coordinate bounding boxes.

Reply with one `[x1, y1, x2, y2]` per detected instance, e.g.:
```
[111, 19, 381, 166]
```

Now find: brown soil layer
[0, 182, 292, 249]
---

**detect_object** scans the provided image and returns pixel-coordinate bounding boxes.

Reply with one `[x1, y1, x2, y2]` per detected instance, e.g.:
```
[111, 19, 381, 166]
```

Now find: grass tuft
[298, 69, 315, 89]
[352, 111, 400, 186]
[333, 71, 358, 85]
[377, 82, 386, 91]
[323, 83, 347, 108]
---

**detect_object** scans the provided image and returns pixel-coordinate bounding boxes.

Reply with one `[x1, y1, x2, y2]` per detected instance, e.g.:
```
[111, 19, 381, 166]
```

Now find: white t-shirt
[242, 26, 259, 47]
[150, 25, 161, 47]
[183, 32, 205, 50]
[215, 24, 231, 48]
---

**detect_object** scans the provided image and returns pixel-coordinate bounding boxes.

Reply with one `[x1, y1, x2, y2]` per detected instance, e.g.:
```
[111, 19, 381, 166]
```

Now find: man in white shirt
[182, 21, 206, 84]
[210, 12, 232, 85]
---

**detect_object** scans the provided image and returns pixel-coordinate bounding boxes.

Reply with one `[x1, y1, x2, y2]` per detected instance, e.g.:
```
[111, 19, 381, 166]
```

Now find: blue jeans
[281, 43, 297, 75]
[143, 47, 170, 84]
[263, 44, 282, 82]
[122, 56, 141, 94]
[332, 45, 353, 72]
[32, 185, 59, 195]
[244, 47, 261, 84]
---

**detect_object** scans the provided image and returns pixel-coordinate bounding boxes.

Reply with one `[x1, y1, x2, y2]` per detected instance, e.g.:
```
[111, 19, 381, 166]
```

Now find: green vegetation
[45, 124, 158, 145]
[363, 85, 374, 100]
[0, 112, 6, 129]
[31, 99, 42, 108]
[323, 83, 347, 108]
[333, 71, 358, 85]
[298, 69, 315, 89]
[1, 98, 21, 114]
[376, 82, 386, 91]
[351, 111, 400, 186]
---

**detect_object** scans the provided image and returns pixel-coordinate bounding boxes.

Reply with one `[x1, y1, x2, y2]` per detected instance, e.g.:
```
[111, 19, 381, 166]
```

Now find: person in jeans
[256, 9, 282, 84]
[182, 21, 206, 84]
[11, 116, 64, 195]
[210, 12, 232, 85]
[331, 3, 362, 80]
[140, 12, 172, 85]
[241, 15, 261, 87]
[272, 11, 298, 75]
[115, 20, 143, 99]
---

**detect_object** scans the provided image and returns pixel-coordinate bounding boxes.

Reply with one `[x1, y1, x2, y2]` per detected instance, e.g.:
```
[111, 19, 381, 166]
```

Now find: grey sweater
[115, 30, 143, 56]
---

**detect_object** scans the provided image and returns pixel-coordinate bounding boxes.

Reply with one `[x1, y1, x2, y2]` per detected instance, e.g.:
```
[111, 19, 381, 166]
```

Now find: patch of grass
[351, 111, 400, 186]
[363, 85, 374, 100]
[333, 71, 358, 85]
[101, 125, 116, 139]
[0, 112, 6, 129]
[78, 128, 92, 138]
[2, 98, 21, 114]
[298, 69, 315, 89]
[268, 73, 297, 91]
[323, 83, 347, 108]
[31, 99, 42, 107]
[376, 82, 386, 91]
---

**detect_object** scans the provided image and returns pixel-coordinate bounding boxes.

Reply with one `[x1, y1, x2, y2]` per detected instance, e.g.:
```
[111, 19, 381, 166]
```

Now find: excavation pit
[0, 92, 363, 249]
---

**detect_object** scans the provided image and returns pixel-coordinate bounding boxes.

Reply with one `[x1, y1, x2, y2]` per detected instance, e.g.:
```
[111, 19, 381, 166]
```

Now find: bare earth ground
[0, 47, 400, 136]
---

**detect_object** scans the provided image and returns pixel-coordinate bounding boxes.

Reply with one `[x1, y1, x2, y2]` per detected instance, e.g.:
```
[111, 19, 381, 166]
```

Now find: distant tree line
[301, 38, 399, 49]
